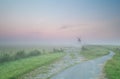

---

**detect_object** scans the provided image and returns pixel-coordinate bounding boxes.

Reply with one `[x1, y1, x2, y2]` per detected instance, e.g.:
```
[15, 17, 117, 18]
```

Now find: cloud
[59, 24, 88, 30]
[59, 26, 70, 29]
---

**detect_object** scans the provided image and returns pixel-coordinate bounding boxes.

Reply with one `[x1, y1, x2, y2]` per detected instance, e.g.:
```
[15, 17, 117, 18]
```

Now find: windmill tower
[77, 37, 82, 48]
[77, 37, 81, 43]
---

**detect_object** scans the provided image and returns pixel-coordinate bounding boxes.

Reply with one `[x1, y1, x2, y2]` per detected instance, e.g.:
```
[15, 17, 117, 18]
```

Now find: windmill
[77, 37, 83, 48]
[77, 37, 81, 43]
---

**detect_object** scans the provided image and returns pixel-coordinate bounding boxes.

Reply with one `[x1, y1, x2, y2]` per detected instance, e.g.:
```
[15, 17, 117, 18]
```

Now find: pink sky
[0, 0, 120, 45]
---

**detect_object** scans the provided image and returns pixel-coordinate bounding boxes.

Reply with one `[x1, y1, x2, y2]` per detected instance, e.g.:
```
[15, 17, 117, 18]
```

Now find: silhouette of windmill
[77, 37, 81, 43]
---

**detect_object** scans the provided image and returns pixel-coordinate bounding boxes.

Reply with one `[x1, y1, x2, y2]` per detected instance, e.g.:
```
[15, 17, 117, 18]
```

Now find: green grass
[80, 45, 120, 79]
[0, 53, 63, 79]
[80, 45, 109, 59]
[104, 47, 120, 79]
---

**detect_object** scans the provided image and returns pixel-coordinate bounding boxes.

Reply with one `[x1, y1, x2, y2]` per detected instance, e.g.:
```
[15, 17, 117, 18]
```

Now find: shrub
[0, 49, 41, 64]
[53, 48, 63, 53]
[29, 50, 41, 56]
[0, 53, 10, 63]
[14, 50, 26, 59]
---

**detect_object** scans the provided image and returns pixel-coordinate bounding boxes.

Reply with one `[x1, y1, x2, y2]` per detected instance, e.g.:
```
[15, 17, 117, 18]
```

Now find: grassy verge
[80, 45, 109, 60]
[0, 50, 42, 63]
[0, 47, 64, 63]
[104, 47, 120, 79]
[0, 53, 63, 79]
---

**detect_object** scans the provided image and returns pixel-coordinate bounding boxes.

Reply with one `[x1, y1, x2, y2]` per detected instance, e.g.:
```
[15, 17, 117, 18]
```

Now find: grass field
[80, 45, 109, 60]
[0, 47, 64, 79]
[104, 47, 120, 79]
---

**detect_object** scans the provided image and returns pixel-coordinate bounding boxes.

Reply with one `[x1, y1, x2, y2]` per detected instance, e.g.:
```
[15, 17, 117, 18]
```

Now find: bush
[81, 46, 88, 50]
[29, 50, 41, 56]
[53, 48, 64, 53]
[14, 50, 26, 59]
[0, 49, 41, 64]
[0, 53, 10, 63]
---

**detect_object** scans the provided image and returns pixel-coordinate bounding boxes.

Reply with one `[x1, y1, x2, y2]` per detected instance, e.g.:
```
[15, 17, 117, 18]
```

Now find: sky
[0, 0, 120, 46]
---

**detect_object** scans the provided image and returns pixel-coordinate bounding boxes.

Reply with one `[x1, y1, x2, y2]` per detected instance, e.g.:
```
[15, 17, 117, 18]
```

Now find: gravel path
[20, 47, 85, 79]
[51, 51, 115, 79]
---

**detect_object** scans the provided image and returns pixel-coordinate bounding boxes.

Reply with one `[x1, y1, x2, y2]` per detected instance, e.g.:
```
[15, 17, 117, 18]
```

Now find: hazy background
[0, 0, 120, 46]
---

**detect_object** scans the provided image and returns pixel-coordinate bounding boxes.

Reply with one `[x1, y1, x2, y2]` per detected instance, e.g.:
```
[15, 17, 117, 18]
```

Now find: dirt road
[51, 51, 114, 79]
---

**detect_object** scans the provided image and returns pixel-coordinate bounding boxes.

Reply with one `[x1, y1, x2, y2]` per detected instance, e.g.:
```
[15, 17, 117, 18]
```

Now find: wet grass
[0, 47, 64, 63]
[104, 47, 120, 79]
[80, 45, 109, 60]
[81, 45, 120, 79]
[0, 53, 64, 79]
